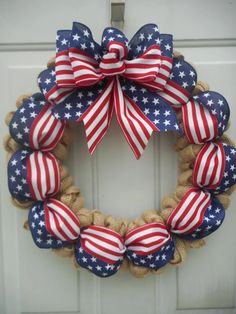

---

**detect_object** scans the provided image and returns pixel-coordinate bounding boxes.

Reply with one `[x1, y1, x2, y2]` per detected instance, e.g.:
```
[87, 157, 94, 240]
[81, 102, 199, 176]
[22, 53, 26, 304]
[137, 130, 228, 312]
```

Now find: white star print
[73, 33, 80, 41]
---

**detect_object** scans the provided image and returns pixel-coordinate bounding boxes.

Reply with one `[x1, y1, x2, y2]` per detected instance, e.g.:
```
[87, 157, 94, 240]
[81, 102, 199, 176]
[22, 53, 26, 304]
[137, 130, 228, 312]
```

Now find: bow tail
[78, 79, 115, 155]
[114, 77, 158, 159]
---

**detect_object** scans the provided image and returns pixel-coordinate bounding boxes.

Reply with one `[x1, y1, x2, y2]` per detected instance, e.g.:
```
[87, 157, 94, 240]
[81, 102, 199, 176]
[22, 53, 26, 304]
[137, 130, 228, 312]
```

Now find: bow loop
[8, 149, 60, 201]
[56, 30, 75, 88]
[70, 22, 102, 60]
[75, 226, 125, 277]
[128, 24, 161, 59]
[125, 222, 175, 269]
[68, 22, 103, 87]
[193, 142, 225, 190]
[101, 27, 128, 51]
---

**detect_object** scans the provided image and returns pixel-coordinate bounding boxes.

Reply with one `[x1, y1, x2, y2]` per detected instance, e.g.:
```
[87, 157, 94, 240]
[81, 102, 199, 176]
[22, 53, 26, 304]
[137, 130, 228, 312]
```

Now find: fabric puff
[182, 91, 230, 144]
[9, 93, 65, 151]
[124, 223, 175, 270]
[212, 143, 236, 194]
[126, 238, 175, 270]
[166, 188, 225, 240]
[75, 226, 125, 278]
[8, 149, 32, 201]
[8, 149, 60, 201]
[172, 197, 225, 240]
[28, 198, 80, 249]
[28, 202, 69, 249]
[192, 142, 225, 190]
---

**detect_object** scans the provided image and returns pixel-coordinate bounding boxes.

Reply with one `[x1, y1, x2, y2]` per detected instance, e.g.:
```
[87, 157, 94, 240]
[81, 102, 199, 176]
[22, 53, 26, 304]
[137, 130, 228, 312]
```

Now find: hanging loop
[110, 0, 125, 30]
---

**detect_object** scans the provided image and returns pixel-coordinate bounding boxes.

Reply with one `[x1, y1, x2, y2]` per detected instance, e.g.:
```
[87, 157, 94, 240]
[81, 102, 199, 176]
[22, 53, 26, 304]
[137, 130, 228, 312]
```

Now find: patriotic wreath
[4, 22, 236, 278]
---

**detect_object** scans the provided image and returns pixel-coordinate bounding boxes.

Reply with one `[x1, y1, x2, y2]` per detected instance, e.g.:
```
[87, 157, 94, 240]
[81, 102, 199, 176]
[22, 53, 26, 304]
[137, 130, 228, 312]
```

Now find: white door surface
[0, 1, 236, 313]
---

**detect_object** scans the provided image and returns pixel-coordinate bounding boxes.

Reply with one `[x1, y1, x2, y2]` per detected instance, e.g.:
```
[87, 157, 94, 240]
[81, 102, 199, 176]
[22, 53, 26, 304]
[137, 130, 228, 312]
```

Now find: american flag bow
[182, 91, 230, 144]
[8, 149, 60, 201]
[9, 93, 65, 151]
[28, 198, 80, 249]
[38, 22, 197, 159]
[124, 223, 175, 270]
[75, 226, 125, 277]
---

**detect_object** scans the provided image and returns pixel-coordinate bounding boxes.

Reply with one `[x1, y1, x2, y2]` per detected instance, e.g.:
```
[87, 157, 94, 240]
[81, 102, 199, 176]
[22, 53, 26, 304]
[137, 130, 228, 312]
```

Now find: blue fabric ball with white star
[193, 91, 230, 137]
[75, 238, 123, 278]
[212, 143, 236, 194]
[8, 149, 33, 201]
[28, 202, 71, 249]
[178, 197, 225, 240]
[125, 238, 175, 270]
[9, 93, 46, 149]
[9, 92, 65, 151]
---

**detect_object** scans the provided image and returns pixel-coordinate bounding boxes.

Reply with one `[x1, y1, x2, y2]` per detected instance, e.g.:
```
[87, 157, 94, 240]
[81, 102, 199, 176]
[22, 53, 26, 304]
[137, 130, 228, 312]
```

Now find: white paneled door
[0, 1, 236, 313]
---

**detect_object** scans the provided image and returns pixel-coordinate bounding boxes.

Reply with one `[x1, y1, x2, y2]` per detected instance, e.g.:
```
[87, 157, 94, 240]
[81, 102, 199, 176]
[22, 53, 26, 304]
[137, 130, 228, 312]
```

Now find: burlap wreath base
[4, 50, 236, 278]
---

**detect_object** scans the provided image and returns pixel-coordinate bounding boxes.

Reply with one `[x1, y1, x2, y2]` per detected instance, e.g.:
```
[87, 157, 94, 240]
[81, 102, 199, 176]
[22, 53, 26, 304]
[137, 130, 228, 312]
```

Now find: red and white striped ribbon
[123, 45, 162, 82]
[44, 198, 80, 241]
[79, 77, 158, 159]
[80, 226, 125, 264]
[78, 78, 114, 155]
[55, 50, 75, 87]
[166, 188, 211, 235]
[29, 104, 65, 151]
[99, 42, 128, 76]
[193, 142, 225, 189]
[140, 56, 172, 91]
[114, 77, 158, 158]
[124, 222, 171, 255]
[26, 151, 60, 201]
[182, 99, 218, 144]
[158, 79, 190, 108]
[69, 48, 102, 87]
[45, 84, 75, 106]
